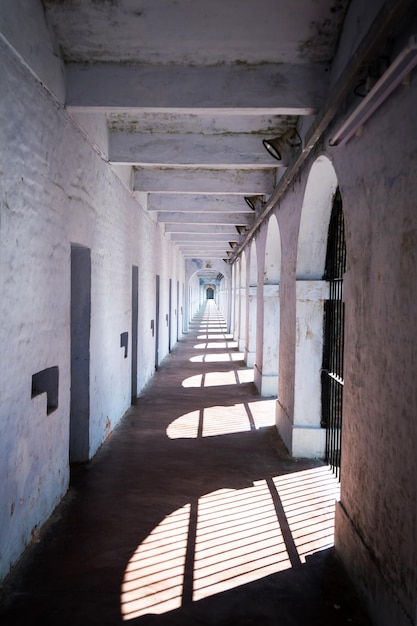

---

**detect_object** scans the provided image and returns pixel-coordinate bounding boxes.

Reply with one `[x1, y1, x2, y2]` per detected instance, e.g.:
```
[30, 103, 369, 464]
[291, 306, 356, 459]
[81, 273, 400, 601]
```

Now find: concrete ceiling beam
[147, 194, 253, 213]
[109, 132, 291, 166]
[66, 63, 325, 111]
[170, 233, 241, 242]
[133, 166, 278, 194]
[180, 248, 228, 259]
[109, 112, 296, 135]
[157, 212, 254, 225]
[164, 224, 238, 234]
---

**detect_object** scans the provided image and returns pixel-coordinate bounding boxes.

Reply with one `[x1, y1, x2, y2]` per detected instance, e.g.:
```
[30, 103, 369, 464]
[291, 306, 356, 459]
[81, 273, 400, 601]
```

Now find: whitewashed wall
[0, 34, 185, 581]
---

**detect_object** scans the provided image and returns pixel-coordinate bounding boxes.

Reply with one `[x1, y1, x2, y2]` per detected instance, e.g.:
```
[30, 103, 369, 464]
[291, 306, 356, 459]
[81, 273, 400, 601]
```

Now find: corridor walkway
[0, 302, 370, 626]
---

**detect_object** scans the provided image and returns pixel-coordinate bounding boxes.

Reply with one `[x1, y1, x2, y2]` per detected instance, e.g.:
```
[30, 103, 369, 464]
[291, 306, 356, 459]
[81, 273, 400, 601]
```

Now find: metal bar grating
[322, 189, 346, 479]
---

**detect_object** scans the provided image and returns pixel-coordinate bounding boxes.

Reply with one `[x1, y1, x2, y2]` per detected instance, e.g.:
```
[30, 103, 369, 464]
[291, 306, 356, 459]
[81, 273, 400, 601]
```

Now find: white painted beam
[170, 233, 242, 242]
[66, 63, 325, 111]
[182, 252, 228, 258]
[164, 224, 238, 234]
[148, 194, 254, 213]
[133, 166, 278, 194]
[179, 241, 238, 248]
[158, 212, 254, 225]
[110, 132, 288, 166]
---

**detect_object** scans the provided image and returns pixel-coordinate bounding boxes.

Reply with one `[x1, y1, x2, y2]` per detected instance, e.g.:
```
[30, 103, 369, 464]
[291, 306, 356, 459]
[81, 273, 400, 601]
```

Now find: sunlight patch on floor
[190, 353, 244, 363]
[121, 466, 340, 620]
[202, 405, 252, 436]
[272, 466, 340, 562]
[246, 399, 276, 428]
[166, 398, 273, 439]
[182, 369, 253, 388]
[197, 334, 233, 340]
[193, 482, 290, 600]
[193, 341, 238, 350]
[166, 409, 201, 439]
[121, 504, 190, 620]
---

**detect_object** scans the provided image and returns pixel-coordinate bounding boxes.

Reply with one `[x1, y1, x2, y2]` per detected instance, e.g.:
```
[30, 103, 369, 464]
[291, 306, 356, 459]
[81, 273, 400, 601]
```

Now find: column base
[276, 401, 325, 458]
[244, 349, 256, 368]
[254, 365, 278, 397]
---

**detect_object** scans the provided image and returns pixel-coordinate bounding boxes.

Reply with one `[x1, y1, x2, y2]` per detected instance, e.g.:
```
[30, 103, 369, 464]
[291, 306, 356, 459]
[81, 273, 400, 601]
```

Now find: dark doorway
[321, 188, 346, 479]
[70, 244, 91, 464]
[207, 287, 214, 299]
[168, 278, 172, 352]
[131, 266, 139, 403]
[176, 280, 180, 342]
[155, 274, 160, 369]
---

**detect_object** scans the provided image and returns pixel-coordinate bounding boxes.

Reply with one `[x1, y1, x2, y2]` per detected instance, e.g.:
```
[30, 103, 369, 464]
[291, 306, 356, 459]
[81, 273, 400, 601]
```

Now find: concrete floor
[0, 302, 371, 625]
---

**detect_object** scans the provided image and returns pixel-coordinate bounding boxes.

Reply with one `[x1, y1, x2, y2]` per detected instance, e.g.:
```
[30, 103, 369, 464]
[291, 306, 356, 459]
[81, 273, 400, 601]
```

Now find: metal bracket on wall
[120, 332, 128, 358]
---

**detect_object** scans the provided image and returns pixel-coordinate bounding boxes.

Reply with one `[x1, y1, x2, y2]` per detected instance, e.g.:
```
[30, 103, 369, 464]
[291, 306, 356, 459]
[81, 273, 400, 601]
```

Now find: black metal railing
[321, 189, 346, 479]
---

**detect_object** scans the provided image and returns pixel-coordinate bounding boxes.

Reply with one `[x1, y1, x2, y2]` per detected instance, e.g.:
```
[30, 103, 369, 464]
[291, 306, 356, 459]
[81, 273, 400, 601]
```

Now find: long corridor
[0, 302, 370, 626]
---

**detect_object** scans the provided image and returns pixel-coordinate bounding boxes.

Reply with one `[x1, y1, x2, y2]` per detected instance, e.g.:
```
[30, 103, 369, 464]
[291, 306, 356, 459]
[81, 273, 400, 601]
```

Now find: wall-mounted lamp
[262, 128, 302, 161]
[330, 35, 417, 147]
[244, 195, 265, 211]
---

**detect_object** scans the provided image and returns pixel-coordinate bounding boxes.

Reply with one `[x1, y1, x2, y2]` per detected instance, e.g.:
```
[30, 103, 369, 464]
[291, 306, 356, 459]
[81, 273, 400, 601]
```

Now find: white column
[292, 279, 328, 457]
[244, 286, 257, 367]
[254, 283, 279, 396]
[238, 285, 246, 353]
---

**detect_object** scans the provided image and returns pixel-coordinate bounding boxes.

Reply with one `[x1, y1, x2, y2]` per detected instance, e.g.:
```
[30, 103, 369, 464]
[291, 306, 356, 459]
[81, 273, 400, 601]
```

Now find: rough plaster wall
[0, 40, 185, 580]
[330, 0, 385, 86]
[330, 74, 417, 625]
[0, 39, 71, 578]
[0, 0, 65, 102]
[275, 69, 417, 618]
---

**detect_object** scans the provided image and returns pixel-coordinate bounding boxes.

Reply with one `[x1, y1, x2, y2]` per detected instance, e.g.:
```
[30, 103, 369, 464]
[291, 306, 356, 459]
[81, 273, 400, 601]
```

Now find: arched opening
[289, 155, 339, 458]
[206, 287, 214, 299]
[321, 188, 346, 478]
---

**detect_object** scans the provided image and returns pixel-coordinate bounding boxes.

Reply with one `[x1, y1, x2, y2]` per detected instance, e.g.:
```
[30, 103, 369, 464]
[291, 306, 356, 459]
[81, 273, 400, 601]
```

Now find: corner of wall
[335, 500, 415, 626]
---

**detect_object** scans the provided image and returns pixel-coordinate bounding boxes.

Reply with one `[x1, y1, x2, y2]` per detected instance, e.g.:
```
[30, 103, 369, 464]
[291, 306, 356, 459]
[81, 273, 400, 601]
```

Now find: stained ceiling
[43, 0, 349, 264]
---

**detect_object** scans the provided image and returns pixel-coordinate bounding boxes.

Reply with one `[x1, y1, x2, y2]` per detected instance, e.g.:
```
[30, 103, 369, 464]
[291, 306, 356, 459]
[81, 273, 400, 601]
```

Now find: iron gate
[321, 188, 346, 478]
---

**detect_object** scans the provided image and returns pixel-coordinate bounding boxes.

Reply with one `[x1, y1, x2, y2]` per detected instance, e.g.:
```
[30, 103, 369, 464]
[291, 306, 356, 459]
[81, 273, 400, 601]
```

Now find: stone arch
[297, 156, 338, 279]
[265, 214, 281, 283]
[291, 155, 339, 458]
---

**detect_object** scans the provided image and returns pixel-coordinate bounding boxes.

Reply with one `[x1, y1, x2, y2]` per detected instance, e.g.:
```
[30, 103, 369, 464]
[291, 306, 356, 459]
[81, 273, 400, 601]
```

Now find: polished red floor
[0, 302, 371, 625]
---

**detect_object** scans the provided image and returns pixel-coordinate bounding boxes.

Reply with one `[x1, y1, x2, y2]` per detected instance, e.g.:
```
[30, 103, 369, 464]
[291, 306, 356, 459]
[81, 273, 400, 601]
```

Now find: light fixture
[244, 195, 266, 212]
[330, 34, 417, 147]
[262, 128, 302, 161]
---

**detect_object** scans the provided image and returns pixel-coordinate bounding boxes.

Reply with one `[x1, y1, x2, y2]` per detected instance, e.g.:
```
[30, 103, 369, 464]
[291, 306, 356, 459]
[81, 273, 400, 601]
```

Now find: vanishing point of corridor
[0, 302, 370, 625]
